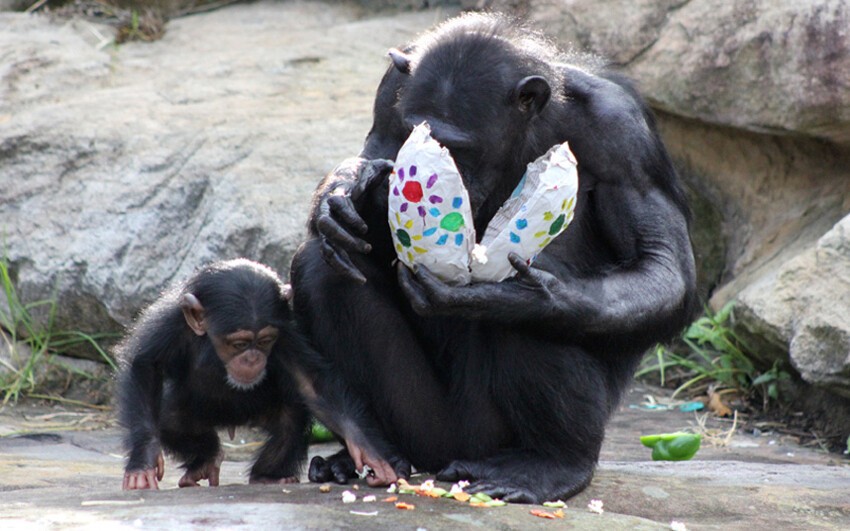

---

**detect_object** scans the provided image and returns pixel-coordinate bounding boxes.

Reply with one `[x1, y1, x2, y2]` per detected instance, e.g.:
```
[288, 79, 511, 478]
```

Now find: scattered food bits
[531, 509, 559, 519]
[543, 500, 567, 508]
[362, 495, 377, 503]
[319, 484, 331, 493]
[670, 521, 688, 531]
[553, 509, 565, 518]
[387, 483, 398, 493]
[383, 496, 398, 503]
[349, 510, 378, 517]
[395, 501, 416, 510]
[588, 499, 604, 514]
[470, 501, 489, 508]
[452, 492, 471, 502]
[352, 484, 360, 490]
[342, 490, 357, 504]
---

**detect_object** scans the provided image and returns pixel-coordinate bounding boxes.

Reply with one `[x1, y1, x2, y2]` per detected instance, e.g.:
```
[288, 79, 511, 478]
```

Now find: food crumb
[588, 499, 604, 514]
[342, 490, 357, 504]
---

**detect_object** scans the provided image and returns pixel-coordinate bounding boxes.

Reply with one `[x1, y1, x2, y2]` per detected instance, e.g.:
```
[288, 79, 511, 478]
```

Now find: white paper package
[387, 122, 475, 284]
[388, 122, 578, 284]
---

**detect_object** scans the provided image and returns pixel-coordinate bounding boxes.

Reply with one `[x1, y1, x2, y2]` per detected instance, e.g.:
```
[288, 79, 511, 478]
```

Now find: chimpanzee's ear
[388, 48, 412, 75]
[180, 293, 206, 336]
[281, 283, 293, 302]
[514, 75, 551, 115]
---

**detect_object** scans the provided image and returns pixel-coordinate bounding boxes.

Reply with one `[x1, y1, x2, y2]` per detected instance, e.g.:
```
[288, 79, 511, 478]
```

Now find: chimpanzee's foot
[249, 475, 300, 485]
[178, 451, 225, 487]
[436, 452, 594, 504]
[308, 449, 356, 484]
[308, 447, 411, 487]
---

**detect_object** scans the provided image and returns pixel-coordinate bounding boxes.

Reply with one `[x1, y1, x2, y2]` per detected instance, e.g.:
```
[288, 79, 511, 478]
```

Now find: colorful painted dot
[403, 181, 423, 202]
[429, 195, 443, 204]
[392, 186, 399, 196]
[510, 232, 520, 243]
[548, 213, 566, 235]
[400, 203, 408, 213]
[534, 231, 547, 238]
[427, 173, 438, 188]
[398, 168, 405, 181]
[423, 227, 437, 237]
[396, 229, 411, 247]
[440, 212, 465, 232]
[452, 197, 463, 208]
[543, 211, 554, 221]
[429, 208, 441, 217]
[409, 165, 417, 177]
[414, 246, 428, 254]
[417, 206, 426, 218]
[436, 234, 448, 245]
[455, 234, 464, 246]
[515, 218, 528, 230]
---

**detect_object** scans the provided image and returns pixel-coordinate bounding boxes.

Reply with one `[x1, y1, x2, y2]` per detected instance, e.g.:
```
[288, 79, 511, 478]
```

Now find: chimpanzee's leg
[291, 240, 509, 477]
[437, 329, 612, 503]
[160, 427, 223, 487]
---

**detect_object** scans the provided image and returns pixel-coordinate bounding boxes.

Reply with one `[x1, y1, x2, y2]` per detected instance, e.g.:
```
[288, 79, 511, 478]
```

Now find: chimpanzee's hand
[397, 253, 566, 322]
[123, 452, 165, 490]
[313, 158, 394, 283]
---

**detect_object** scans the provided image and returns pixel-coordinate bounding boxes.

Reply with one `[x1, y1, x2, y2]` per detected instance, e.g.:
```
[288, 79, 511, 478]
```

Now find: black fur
[293, 13, 698, 503]
[117, 259, 310, 485]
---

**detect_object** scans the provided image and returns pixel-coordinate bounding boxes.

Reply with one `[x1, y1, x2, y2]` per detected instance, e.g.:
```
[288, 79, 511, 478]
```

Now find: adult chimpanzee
[291, 13, 697, 503]
[117, 259, 310, 490]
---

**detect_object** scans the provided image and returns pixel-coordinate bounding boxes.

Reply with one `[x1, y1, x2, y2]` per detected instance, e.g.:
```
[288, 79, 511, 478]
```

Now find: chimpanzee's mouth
[226, 369, 266, 391]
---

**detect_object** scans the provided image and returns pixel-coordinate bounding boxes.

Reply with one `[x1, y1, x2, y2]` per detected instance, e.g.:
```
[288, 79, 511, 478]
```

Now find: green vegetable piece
[310, 420, 335, 443]
[486, 499, 507, 507]
[471, 492, 494, 503]
[543, 500, 567, 508]
[640, 432, 702, 461]
[430, 487, 448, 497]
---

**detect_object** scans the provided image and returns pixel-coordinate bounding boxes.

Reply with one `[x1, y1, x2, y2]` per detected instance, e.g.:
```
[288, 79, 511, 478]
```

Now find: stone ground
[1, 384, 848, 530]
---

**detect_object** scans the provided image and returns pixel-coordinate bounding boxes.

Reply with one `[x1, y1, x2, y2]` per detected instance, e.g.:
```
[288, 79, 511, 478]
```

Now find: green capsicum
[640, 432, 702, 461]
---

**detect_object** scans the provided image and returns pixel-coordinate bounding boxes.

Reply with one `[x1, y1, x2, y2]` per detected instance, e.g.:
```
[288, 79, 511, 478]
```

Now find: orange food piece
[395, 501, 416, 510]
[417, 489, 443, 498]
[382, 496, 398, 503]
[530, 509, 558, 519]
[553, 509, 565, 518]
[469, 501, 489, 508]
[452, 492, 471, 502]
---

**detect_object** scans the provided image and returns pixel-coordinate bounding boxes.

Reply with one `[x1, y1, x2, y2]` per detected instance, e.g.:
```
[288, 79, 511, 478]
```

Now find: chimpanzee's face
[210, 326, 279, 391]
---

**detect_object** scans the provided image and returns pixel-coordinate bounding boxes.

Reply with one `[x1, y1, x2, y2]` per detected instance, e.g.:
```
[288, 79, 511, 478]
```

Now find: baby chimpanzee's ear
[180, 293, 207, 336]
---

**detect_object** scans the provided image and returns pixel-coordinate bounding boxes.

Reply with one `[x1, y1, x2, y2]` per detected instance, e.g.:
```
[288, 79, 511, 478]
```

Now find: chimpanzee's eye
[231, 341, 249, 351]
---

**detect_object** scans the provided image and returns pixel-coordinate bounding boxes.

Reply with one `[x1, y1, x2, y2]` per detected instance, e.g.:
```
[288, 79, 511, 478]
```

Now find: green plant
[636, 302, 791, 408]
[0, 257, 116, 404]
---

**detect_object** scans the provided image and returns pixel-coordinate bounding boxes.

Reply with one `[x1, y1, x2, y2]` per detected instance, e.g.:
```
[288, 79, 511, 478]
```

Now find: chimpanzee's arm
[397, 69, 697, 342]
[119, 346, 166, 490]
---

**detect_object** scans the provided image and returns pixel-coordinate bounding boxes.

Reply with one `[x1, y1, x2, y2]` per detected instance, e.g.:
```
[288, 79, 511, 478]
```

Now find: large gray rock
[491, 0, 850, 145]
[0, 2, 456, 357]
[736, 214, 850, 397]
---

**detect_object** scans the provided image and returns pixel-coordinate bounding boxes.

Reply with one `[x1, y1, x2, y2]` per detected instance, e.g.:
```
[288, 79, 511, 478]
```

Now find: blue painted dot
[452, 197, 463, 208]
[515, 218, 528, 230]
[455, 233, 464, 246]
[429, 208, 441, 217]
[436, 234, 448, 245]
[510, 232, 520, 243]
[423, 227, 437, 237]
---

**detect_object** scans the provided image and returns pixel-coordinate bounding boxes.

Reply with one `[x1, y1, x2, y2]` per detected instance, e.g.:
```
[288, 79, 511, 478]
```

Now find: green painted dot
[396, 229, 411, 247]
[548, 213, 566, 235]
[440, 212, 465, 232]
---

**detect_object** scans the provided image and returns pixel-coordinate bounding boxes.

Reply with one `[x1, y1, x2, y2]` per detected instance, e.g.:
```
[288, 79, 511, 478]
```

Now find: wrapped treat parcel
[388, 122, 578, 284]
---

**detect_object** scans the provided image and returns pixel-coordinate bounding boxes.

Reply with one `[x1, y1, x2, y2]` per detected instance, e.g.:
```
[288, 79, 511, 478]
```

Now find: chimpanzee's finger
[316, 214, 372, 255]
[156, 452, 165, 481]
[397, 263, 431, 315]
[508, 252, 541, 285]
[412, 265, 454, 304]
[145, 469, 159, 490]
[320, 239, 367, 284]
[328, 194, 369, 235]
[351, 159, 394, 202]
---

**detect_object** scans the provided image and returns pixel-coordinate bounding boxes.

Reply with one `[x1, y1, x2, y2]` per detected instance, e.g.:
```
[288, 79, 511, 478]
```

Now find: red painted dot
[402, 181, 423, 202]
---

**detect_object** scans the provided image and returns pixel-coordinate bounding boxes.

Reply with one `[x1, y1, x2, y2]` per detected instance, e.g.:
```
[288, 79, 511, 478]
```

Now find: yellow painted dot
[396, 243, 403, 253]
[404, 219, 413, 229]
[395, 212, 402, 225]
[543, 211, 554, 221]
[413, 246, 428, 254]
[412, 234, 422, 241]
[534, 231, 547, 238]
[406, 252, 414, 262]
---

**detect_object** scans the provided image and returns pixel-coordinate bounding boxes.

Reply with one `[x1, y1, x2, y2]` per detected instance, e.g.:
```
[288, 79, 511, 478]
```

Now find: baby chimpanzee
[116, 259, 310, 490]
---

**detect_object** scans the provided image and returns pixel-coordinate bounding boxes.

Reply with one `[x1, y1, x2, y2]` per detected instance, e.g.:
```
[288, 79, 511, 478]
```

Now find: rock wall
[2, 0, 849, 435]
